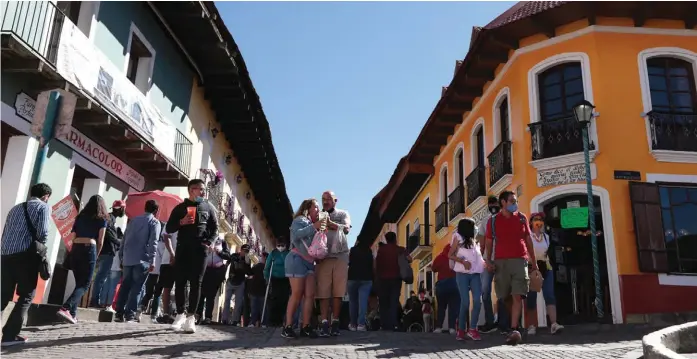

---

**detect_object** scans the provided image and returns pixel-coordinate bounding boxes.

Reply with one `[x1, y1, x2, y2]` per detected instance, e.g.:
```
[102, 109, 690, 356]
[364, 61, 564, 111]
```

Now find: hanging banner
[54, 19, 176, 160]
[51, 195, 79, 252]
[14, 93, 146, 191]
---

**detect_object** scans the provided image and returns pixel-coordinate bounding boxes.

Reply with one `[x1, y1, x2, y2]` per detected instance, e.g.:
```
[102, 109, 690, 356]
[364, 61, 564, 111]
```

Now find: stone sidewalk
[1, 322, 654, 359]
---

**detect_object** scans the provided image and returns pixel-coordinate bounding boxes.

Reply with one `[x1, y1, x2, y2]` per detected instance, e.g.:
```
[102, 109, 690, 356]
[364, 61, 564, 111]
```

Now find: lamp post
[573, 100, 603, 320]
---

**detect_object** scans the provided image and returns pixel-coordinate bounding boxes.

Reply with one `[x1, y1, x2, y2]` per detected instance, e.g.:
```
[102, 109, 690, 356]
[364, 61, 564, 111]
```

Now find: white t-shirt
[531, 232, 550, 262]
[161, 231, 178, 265]
[450, 233, 485, 274]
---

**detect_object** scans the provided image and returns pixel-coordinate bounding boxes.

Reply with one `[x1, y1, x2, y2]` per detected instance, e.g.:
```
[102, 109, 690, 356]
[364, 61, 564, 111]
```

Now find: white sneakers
[171, 314, 187, 331]
[171, 314, 196, 333]
[550, 322, 564, 334]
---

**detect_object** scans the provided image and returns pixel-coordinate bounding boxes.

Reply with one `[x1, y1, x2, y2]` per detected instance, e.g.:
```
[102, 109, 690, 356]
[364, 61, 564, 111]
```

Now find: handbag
[529, 269, 543, 293]
[304, 231, 328, 260]
[23, 202, 52, 280]
[398, 247, 414, 284]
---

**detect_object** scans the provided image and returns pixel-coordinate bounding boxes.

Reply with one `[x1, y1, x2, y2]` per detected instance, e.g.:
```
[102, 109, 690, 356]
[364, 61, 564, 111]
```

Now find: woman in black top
[347, 240, 374, 331]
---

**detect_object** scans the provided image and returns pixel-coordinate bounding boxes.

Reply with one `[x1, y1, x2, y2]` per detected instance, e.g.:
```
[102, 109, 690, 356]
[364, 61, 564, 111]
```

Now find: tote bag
[398, 248, 414, 284]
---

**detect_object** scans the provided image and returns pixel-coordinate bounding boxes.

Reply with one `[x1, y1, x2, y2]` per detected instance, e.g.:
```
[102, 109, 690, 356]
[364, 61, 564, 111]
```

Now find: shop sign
[51, 195, 78, 252]
[14, 93, 146, 191]
[536, 164, 596, 188]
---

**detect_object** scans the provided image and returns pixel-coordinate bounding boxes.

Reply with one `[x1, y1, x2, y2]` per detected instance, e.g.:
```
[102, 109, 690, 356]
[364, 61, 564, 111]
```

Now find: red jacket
[432, 245, 455, 281]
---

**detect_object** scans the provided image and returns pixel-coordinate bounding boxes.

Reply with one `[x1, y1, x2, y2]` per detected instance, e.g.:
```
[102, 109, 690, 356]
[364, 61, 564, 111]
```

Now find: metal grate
[1, 1, 65, 64]
[174, 129, 192, 174]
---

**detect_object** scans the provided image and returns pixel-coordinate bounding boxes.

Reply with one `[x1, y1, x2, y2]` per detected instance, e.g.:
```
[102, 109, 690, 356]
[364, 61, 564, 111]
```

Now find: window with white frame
[125, 24, 155, 95]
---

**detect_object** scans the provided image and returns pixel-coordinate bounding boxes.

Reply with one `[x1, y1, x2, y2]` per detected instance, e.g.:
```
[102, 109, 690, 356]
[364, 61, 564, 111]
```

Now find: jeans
[62, 244, 97, 318]
[480, 270, 495, 326]
[455, 272, 482, 331]
[435, 278, 460, 329]
[116, 262, 150, 319]
[269, 277, 290, 326]
[222, 281, 245, 323]
[104, 270, 121, 306]
[174, 241, 208, 315]
[196, 266, 226, 320]
[249, 295, 268, 325]
[140, 273, 160, 312]
[90, 254, 114, 307]
[1, 251, 38, 340]
[347, 280, 372, 326]
[527, 268, 556, 309]
[377, 278, 402, 330]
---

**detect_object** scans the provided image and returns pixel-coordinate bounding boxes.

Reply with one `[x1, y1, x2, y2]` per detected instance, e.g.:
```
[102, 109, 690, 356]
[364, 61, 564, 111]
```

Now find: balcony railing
[466, 166, 486, 206]
[435, 202, 448, 233]
[407, 227, 423, 254]
[448, 185, 465, 222]
[1, 1, 64, 64]
[488, 140, 513, 186]
[647, 111, 697, 152]
[529, 116, 594, 160]
[175, 129, 193, 174]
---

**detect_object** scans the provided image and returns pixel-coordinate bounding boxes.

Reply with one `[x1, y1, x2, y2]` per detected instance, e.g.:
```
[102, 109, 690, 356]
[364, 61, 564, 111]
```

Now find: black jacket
[228, 253, 252, 286]
[101, 214, 123, 256]
[166, 199, 219, 246]
[248, 263, 267, 297]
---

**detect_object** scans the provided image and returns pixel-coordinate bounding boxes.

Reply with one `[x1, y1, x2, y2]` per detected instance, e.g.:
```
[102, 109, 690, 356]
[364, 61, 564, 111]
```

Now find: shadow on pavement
[1, 328, 165, 354]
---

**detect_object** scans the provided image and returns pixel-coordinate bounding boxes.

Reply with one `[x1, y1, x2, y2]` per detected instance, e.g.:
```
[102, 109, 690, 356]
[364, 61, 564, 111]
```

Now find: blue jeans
[116, 262, 150, 319]
[347, 280, 372, 326]
[104, 270, 121, 306]
[527, 269, 556, 309]
[62, 244, 97, 318]
[435, 277, 460, 329]
[480, 270, 495, 326]
[455, 272, 482, 331]
[90, 254, 114, 307]
[250, 295, 268, 325]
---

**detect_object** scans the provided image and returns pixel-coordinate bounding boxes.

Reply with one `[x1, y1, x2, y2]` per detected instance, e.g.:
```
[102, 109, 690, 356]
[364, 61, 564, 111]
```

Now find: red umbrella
[125, 190, 183, 222]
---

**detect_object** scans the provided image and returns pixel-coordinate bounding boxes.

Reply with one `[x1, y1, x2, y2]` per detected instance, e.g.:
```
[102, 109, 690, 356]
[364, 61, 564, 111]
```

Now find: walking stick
[261, 258, 274, 324]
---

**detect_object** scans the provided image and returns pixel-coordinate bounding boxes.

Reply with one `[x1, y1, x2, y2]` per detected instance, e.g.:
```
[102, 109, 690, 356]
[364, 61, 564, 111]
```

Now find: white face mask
[277, 246, 286, 252]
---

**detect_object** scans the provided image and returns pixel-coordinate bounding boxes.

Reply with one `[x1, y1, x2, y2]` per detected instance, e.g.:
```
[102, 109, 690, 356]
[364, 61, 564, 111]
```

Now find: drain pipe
[147, 1, 204, 83]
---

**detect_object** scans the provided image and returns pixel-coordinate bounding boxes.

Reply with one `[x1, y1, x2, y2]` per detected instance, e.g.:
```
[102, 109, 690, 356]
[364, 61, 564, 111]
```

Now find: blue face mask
[506, 203, 518, 213]
[195, 196, 204, 203]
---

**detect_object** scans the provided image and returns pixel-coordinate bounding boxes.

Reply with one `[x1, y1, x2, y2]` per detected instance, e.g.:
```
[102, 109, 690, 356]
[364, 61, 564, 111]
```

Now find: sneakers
[550, 322, 564, 334]
[1, 336, 27, 347]
[281, 325, 297, 338]
[318, 320, 331, 337]
[56, 308, 77, 324]
[300, 324, 318, 338]
[182, 315, 196, 333]
[200, 318, 212, 325]
[348, 324, 357, 332]
[150, 316, 159, 324]
[105, 306, 116, 313]
[356, 324, 367, 332]
[478, 323, 498, 334]
[466, 329, 482, 341]
[505, 330, 523, 345]
[114, 313, 125, 323]
[455, 329, 466, 341]
[527, 325, 537, 336]
[449, 328, 456, 334]
[171, 313, 187, 330]
[330, 320, 341, 336]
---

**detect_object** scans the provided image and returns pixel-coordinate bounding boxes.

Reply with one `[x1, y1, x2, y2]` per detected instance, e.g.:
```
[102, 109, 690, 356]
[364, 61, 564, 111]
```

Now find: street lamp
[573, 100, 604, 321]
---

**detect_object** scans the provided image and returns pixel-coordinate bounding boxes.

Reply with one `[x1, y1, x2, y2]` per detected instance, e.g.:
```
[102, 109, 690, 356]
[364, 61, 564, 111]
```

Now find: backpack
[489, 212, 527, 261]
[304, 231, 328, 260]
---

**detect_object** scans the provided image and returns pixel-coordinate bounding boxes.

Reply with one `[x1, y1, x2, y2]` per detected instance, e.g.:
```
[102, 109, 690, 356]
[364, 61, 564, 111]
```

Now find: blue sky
[217, 1, 516, 245]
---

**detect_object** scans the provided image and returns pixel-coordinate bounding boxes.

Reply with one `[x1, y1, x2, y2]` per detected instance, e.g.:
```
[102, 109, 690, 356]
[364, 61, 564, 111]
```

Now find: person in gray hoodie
[281, 199, 324, 339]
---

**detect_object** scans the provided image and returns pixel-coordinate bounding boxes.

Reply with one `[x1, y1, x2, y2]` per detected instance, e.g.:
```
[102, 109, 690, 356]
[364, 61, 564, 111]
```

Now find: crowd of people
[2, 182, 563, 347]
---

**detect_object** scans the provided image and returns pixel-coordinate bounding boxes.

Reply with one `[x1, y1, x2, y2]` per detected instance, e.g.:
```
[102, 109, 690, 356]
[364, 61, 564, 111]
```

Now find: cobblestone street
[1, 322, 651, 359]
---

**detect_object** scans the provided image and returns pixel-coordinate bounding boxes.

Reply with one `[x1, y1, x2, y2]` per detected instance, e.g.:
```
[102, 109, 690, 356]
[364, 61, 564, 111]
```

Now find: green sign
[561, 207, 589, 229]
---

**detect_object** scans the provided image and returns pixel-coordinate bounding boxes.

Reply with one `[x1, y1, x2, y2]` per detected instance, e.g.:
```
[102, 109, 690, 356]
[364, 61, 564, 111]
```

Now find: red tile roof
[484, 1, 568, 29]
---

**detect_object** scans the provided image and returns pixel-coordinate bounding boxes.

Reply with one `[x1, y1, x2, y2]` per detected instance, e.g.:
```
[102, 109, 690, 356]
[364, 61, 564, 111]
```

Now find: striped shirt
[1, 198, 51, 256]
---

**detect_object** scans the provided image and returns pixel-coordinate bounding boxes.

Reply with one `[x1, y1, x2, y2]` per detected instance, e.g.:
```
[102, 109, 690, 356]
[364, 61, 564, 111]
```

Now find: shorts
[158, 264, 176, 289]
[315, 257, 349, 299]
[493, 258, 529, 299]
[526, 267, 556, 309]
[285, 252, 315, 278]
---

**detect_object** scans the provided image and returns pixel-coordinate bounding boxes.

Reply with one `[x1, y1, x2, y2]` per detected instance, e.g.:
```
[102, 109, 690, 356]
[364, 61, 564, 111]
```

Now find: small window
[499, 98, 510, 142]
[126, 32, 154, 94]
[456, 150, 464, 188]
[538, 63, 584, 122]
[659, 184, 697, 274]
[475, 127, 485, 168]
[441, 168, 448, 202]
[647, 57, 697, 114]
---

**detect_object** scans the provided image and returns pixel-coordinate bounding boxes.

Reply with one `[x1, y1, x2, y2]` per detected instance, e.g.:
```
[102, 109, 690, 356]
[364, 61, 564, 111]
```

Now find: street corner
[2, 322, 648, 359]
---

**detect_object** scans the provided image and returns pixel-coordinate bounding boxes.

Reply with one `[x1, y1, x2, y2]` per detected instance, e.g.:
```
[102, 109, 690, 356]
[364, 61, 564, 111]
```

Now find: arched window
[538, 62, 585, 122]
[647, 57, 697, 114]
[454, 148, 464, 188]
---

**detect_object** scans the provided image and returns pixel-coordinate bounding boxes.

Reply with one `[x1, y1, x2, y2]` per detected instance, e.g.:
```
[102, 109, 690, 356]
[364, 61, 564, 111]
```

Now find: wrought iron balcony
[466, 166, 486, 206]
[529, 116, 594, 160]
[407, 227, 431, 260]
[435, 202, 448, 233]
[1, 1, 63, 65]
[448, 185, 465, 222]
[488, 140, 513, 186]
[175, 129, 193, 174]
[647, 111, 697, 152]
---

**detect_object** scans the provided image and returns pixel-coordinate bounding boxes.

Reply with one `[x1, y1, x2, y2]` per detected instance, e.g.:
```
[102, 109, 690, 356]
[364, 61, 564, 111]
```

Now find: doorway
[542, 194, 612, 325]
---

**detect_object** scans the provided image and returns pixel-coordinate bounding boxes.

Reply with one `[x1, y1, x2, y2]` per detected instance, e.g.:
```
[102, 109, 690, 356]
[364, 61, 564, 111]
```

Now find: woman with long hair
[57, 195, 110, 324]
[448, 218, 485, 341]
[525, 212, 564, 335]
[281, 199, 325, 338]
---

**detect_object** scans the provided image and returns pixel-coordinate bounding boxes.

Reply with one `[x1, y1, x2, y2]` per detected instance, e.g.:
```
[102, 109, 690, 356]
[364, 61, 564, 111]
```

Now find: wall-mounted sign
[537, 164, 596, 188]
[614, 170, 641, 181]
[15, 93, 146, 191]
[51, 194, 79, 252]
[561, 207, 589, 229]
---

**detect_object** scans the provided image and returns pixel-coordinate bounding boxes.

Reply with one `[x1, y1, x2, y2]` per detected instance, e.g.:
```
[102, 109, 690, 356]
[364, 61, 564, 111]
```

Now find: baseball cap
[112, 200, 126, 209]
[241, 244, 251, 252]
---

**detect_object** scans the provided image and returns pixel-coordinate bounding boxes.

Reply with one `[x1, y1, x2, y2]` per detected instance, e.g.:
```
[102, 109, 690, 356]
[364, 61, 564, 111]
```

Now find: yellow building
[358, 2, 697, 327]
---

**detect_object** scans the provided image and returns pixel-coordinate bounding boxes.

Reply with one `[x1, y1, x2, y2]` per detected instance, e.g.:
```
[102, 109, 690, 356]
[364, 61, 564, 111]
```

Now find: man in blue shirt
[1, 183, 52, 347]
[116, 199, 161, 322]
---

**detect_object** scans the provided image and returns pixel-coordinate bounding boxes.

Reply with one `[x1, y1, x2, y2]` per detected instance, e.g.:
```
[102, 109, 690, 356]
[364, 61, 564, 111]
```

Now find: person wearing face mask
[165, 179, 219, 333]
[483, 191, 538, 345]
[476, 195, 505, 334]
[264, 239, 290, 327]
[222, 244, 252, 326]
[90, 200, 126, 309]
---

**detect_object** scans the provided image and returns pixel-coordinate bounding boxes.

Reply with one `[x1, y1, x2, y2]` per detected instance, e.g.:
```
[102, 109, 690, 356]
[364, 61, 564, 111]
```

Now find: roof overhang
[378, 160, 433, 223]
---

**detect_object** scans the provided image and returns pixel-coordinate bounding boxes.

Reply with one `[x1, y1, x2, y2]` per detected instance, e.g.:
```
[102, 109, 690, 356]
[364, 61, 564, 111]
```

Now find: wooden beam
[444, 102, 472, 113]
[452, 86, 483, 98]
[632, 3, 648, 27]
[122, 142, 145, 152]
[477, 53, 509, 65]
[531, 15, 556, 39]
[437, 115, 462, 124]
[586, 2, 597, 26]
[685, 4, 697, 29]
[488, 34, 519, 50]
[1, 58, 44, 73]
[75, 98, 94, 112]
